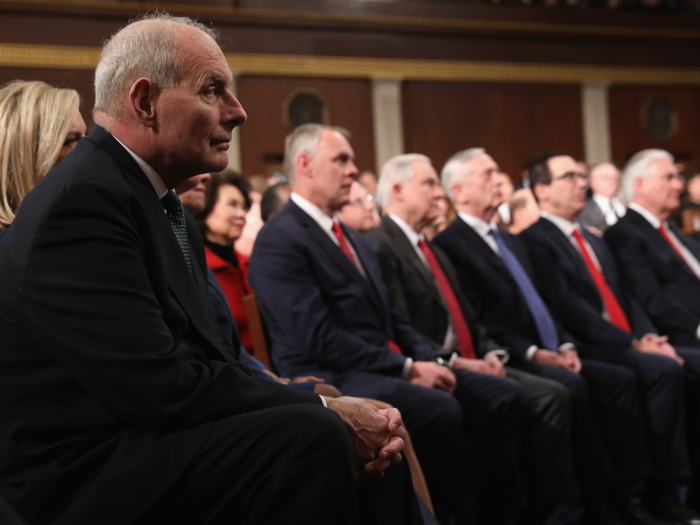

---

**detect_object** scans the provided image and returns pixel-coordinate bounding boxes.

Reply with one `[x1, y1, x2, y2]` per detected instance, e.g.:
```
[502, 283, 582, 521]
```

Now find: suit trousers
[511, 358, 652, 511]
[331, 368, 531, 517]
[580, 347, 689, 481]
[506, 367, 577, 509]
[131, 404, 422, 525]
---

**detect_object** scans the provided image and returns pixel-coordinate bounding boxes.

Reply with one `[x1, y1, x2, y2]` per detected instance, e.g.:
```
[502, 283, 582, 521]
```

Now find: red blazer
[205, 246, 253, 351]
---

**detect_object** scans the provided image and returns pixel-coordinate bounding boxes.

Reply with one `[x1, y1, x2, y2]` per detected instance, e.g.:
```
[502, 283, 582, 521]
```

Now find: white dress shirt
[112, 135, 168, 199]
[592, 194, 626, 227]
[292, 193, 411, 378]
[628, 202, 700, 340]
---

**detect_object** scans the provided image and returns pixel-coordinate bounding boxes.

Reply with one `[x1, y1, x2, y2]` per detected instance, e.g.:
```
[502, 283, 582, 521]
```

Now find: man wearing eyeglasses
[520, 151, 700, 525]
[337, 180, 380, 234]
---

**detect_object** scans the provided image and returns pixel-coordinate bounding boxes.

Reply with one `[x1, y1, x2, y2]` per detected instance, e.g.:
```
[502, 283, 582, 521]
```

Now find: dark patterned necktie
[161, 190, 194, 279]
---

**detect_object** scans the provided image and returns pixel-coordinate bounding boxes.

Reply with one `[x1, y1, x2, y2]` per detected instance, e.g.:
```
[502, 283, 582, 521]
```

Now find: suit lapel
[382, 217, 442, 305]
[345, 225, 391, 317]
[90, 127, 225, 356]
[628, 209, 696, 278]
[289, 202, 387, 315]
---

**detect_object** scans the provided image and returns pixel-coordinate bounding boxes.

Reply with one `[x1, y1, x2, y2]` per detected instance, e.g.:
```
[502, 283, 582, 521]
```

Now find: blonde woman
[0, 80, 86, 238]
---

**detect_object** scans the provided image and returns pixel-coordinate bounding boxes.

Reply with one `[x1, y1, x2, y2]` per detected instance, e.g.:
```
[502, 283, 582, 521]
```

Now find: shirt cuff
[447, 352, 459, 367]
[485, 349, 510, 365]
[696, 323, 700, 340]
[319, 395, 327, 408]
[525, 345, 539, 362]
[558, 343, 577, 353]
[401, 357, 414, 379]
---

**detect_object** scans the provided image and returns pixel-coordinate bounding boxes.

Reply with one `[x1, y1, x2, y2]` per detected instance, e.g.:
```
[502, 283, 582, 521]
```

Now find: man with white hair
[434, 149, 659, 525]
[249, 124, 533, 523]
[605, 149, 700, 348]
[0, 14, 418, 525]
[520, 151, 700, 524]
[578, 162, 626, 233]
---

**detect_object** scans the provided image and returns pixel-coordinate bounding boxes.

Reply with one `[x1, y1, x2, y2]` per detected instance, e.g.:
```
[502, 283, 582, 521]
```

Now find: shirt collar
[290, 192, 336, 233]
[457, 211, 496, 239]
[540, 210, 579, 238]
[112, 135, 168, 199]
[592, 193, 611, 209]
[628, 202, 662, 229]
[387, 213, 422, 247]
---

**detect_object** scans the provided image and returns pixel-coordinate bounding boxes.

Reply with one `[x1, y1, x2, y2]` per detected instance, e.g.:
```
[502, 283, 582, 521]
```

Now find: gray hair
[376, 153, 432, 208]
[283, 123, 350, 185]
[441, 148, 486, 201]
[94, 12, 220, 119]
[621, 149, 674, 203]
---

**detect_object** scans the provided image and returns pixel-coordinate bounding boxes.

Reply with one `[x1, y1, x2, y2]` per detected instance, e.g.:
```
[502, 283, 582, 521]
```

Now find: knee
[564, 373, 589, 405]
[286, 404, 354, 462]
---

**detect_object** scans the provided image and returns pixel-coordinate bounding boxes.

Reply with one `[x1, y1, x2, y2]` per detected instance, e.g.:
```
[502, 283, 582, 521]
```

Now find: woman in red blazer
[197, 170, 255, 352]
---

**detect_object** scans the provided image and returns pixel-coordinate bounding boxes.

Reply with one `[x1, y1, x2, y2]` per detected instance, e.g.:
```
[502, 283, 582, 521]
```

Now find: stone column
[581, 83, 612, 166]
[372, 79, 405, 174]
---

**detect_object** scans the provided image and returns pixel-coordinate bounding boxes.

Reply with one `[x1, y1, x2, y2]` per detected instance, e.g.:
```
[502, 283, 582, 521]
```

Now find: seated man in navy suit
[605, 149, 700, 348]
[606, 149, 700, 510]
[249, 123, 533, 523]
[432, 148, 655, 525]
[520, 151, 700, 524]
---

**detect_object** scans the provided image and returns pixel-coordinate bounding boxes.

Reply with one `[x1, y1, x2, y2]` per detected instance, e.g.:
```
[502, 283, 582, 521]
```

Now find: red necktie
[571, 229, 631, 333]
[658, 224, 693, 272]
[332, 222, 356, 264]
[418, 239, 476, 359]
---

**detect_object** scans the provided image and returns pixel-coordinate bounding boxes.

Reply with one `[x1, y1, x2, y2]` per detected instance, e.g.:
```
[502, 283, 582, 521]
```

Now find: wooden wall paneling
[609, 85, 700, 173]
[402, 81, 584, 184]
[236, 76, 375, 177]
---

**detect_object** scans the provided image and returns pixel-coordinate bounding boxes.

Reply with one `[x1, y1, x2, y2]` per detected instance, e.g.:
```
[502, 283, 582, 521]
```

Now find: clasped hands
[634, 334, 684, 365]
[324, 397, 406, 479]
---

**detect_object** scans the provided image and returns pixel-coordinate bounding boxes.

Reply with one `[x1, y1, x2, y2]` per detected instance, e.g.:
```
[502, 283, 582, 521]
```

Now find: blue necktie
[489, 228, 559, 351]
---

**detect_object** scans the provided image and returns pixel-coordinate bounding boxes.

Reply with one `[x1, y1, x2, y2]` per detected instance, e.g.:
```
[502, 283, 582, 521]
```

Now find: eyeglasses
[552, 172, 588, 183]
[351, 194, 374, 208]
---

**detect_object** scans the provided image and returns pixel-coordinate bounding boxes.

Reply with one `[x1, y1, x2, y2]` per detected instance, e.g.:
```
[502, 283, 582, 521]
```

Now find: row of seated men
[202, 125, 700, 525]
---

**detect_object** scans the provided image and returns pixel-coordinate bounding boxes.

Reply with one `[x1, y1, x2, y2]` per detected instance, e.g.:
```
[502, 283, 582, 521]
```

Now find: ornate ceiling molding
[1, 42, 699, 85]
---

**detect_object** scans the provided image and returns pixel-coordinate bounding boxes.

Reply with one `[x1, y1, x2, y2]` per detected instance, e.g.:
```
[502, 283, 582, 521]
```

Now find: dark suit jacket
[433, 216, 568, 359]
[520, 217, 656, 351]
[605, 207, 700, 346]
[0, 127, 320, 525]
[366, 215, 501, 357]
[578, 197, 608, 232]
[248, 200, 447, 382]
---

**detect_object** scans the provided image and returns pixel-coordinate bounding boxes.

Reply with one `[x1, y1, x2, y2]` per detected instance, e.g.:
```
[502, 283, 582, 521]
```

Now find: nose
[223, 91, 247, 129]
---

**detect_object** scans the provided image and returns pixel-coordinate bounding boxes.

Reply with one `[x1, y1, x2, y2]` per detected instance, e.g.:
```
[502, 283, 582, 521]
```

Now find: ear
[392, 181, 403, 202]
[450, 182, 462, 202]
[533, 182, 548, 203]
[295, 152, 314, 181]
[632, 175, 645, 197]
[127, 77, 160, 128]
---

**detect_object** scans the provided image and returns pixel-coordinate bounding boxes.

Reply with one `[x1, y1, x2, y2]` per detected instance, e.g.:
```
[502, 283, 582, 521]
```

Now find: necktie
[571, 228, 631, 333]
[332, 221, 356, 265]
[161, 190, 194, 280]
[418, 239, 475, 359]
[489, 228, 560, 351]
[658, 224, 693, 272]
